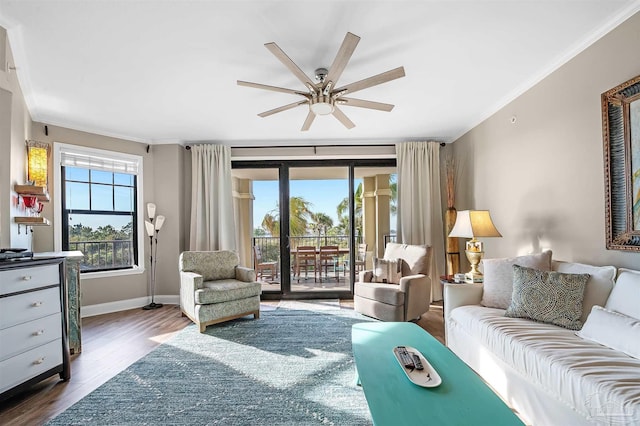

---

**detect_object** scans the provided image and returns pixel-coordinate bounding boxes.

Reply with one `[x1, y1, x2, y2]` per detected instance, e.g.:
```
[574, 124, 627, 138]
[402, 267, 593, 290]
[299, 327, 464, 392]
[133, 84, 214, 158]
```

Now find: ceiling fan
[238, 32, 405, 131]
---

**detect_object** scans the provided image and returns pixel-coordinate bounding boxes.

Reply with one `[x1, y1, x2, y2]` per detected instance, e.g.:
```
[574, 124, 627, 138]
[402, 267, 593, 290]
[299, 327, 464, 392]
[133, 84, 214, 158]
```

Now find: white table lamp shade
[448, 210, 502, 239]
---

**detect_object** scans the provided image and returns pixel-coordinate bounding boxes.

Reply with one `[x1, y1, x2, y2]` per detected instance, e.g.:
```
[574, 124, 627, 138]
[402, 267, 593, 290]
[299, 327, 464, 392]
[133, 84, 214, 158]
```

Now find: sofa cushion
[552, 261, 616, 323]
[577, 305, 640, 359]
[481, 250, 552, 309]
[354, 281, 405, 306]
[450, 305, 640, 423]
[373, 258, 402, 284]
[383, 243, 431, 276]
[505, 265, 589, 330]
[606, 268, 640, 320]
[195, 279, 261, 304]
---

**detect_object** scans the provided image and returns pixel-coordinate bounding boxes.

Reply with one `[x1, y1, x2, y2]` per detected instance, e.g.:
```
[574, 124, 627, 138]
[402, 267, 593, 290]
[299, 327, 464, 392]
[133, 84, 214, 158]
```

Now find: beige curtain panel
[189, 144, 237, 251]
[396, 141, 445, 301]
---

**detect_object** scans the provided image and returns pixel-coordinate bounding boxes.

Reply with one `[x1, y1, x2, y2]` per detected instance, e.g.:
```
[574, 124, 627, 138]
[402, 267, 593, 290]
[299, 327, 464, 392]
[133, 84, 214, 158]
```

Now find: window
[54, 144, 144, 275]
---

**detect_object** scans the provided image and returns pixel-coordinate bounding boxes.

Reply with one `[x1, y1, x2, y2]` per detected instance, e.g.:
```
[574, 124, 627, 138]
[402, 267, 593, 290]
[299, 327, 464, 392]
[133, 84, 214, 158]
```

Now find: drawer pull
[22, 275, 32, 281]
[33, 357, 45, 365]
[33, 329, 45, 336]
[31, 301, 44, 307]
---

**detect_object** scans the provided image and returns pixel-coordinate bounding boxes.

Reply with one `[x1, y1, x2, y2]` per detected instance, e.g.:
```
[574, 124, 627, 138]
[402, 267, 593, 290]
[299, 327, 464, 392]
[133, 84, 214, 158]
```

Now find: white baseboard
[81, 295, 179, 318]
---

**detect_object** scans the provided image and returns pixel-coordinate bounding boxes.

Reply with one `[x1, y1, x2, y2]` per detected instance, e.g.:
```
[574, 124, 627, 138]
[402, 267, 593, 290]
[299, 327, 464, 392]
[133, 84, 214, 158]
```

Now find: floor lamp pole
[143, 206, 164, 310]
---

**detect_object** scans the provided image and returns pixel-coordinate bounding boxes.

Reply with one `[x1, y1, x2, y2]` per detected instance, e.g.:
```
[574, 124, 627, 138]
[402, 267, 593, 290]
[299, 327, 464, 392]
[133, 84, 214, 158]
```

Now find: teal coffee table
[352, 322, 523, 426]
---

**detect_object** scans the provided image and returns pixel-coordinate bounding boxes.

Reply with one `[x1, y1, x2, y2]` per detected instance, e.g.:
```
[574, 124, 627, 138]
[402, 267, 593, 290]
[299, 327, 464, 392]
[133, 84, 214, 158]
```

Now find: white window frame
[53, 142, 145, 279]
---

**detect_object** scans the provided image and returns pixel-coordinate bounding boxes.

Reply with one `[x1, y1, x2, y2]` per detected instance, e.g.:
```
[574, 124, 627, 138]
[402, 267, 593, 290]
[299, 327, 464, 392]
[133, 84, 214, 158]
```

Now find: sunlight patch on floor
[277, 299, 341, 311]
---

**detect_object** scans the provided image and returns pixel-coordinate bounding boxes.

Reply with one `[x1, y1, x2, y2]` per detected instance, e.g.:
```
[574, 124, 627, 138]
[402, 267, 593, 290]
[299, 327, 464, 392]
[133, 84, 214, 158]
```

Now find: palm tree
[260, 196, 314, 242]
[336, 182, 364, 235]
[289, 197, 314, 238]
[261, 212, 279, 236]
[310, 212, 334, 245]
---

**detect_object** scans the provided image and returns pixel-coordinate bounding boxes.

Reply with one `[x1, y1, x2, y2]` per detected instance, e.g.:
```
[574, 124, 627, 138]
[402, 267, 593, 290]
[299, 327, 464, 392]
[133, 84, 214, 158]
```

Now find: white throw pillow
[481, 250, 552, 309]
[605, 268, 640, 320]
[553, 261, 616, 323]
[577, 305, 640, 359]
[373, 258, 402, 284]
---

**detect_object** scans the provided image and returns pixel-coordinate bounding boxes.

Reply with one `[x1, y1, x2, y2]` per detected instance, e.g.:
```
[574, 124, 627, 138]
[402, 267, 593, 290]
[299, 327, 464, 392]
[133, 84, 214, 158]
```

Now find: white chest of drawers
[0, 258, 70, 400]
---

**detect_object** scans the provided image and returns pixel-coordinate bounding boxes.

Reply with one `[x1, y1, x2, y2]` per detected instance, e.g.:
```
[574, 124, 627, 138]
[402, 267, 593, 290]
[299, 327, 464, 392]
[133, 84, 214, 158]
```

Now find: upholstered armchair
[354, 243, 432, 322]
[179, 250, 262, 332]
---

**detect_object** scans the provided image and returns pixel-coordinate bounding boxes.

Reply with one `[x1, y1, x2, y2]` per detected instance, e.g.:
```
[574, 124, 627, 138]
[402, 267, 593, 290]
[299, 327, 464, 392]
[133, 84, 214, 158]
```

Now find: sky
[253, 179, 355, 231]
[64, 167, 135, 232]
[252, 177, 397, 235]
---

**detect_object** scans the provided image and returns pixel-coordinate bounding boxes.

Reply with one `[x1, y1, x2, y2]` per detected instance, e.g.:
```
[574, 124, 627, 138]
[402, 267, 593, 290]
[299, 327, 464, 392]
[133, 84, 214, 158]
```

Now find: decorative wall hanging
[602, 74, 640, 251]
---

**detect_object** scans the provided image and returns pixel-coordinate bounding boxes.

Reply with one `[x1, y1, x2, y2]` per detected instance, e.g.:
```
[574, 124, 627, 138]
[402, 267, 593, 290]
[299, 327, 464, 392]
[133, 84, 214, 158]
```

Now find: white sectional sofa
[444, 255, 640, 425]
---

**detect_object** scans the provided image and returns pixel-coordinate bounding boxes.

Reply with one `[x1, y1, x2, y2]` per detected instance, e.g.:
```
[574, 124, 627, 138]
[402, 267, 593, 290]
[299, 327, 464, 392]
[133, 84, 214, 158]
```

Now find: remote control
[412, 353, 424, 370]
[396, 346, 415, 369]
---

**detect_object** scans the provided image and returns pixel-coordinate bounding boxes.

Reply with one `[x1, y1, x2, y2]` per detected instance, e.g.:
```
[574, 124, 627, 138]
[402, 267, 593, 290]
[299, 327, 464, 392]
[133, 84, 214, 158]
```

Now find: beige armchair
[354, 243, 432, 322]
[179, 250, 262, 332]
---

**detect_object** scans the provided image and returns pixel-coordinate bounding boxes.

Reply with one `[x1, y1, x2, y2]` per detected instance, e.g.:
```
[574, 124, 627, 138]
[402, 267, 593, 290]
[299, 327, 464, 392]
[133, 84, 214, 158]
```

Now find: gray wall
[30, 123, 186, 305]
[0, 28, 32, 250]
[451, 11, 640, 269]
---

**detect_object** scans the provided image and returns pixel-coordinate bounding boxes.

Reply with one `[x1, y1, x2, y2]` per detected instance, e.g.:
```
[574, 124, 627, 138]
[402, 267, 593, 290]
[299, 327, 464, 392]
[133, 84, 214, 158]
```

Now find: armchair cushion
[180, 250, 238, 281]
[355, 281, 405, 306]
[383, 243, 431, 276]
[196, 279, 262, 304]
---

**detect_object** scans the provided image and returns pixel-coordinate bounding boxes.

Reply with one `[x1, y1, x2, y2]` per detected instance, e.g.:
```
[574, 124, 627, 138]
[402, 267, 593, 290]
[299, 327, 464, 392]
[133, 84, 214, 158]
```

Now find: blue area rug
[47, 306, 376, 425]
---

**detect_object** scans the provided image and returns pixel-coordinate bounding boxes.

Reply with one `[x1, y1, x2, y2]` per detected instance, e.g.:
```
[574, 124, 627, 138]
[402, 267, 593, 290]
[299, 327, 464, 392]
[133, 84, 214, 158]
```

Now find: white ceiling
[0, 1, 638, 147]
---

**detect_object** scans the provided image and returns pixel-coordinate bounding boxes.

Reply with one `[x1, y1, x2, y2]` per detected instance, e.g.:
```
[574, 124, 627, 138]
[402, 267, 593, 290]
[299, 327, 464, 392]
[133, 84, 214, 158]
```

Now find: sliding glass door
[288, 166, 350, 293]
[232, 159, 395, 299]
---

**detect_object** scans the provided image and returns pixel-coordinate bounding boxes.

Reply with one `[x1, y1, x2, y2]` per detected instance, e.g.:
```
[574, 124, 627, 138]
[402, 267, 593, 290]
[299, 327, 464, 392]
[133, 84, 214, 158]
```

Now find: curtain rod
[184, 143, 445, 150]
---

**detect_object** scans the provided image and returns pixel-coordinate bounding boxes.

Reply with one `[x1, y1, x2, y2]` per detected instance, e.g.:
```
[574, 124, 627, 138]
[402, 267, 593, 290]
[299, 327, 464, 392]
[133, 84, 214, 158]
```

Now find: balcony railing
[252, 235, 359, 264]
[69, 239, 134, 272]
[384, 234, 397, 246]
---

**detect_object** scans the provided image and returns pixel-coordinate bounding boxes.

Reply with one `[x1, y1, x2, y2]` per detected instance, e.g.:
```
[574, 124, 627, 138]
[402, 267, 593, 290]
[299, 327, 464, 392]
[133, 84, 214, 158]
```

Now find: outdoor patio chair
[253, 245, 278, 282]
[344, 243, 368, 276]
[318, 245, 340, 283]
[295, 246, 318, 282]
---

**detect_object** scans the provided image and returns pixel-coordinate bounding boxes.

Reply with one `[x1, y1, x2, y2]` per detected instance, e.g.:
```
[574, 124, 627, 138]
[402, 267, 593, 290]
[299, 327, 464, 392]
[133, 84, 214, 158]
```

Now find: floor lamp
[448, 210, 502, 283]
[143, 203, 165, 310]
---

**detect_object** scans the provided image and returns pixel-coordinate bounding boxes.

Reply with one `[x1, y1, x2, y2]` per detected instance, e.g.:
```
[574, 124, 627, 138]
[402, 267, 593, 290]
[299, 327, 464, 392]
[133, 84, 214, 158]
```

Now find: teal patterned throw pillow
[505, 265, 590, 330]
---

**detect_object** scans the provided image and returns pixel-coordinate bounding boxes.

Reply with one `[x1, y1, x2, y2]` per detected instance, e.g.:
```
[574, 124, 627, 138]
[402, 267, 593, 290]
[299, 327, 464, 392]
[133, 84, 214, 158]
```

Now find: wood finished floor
[0, 301, 444, 425]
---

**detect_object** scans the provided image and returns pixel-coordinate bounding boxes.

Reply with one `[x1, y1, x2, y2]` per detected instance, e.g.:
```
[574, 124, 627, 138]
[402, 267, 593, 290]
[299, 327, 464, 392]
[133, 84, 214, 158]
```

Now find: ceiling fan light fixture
[310, 95, 335, 115]
[239, 32, 405, 130]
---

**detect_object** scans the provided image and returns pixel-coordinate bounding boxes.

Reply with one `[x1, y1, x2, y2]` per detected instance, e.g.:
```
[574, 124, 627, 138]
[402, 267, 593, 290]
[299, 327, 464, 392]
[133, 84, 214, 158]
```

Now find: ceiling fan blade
[324, 32, 360, 88]
[338, 97, 394, 112]
[334, 66, 405, 95]
[332, 106, 355, 129]
[238, 80, 308, 96]
[301, 110, 316, 131]
[258, 100, 308, 118]
[264, 42, 315, 89]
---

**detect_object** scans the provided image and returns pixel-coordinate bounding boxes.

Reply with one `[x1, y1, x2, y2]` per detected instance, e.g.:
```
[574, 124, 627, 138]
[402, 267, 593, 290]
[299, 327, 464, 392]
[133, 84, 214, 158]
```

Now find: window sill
[81, 266, 145, 280]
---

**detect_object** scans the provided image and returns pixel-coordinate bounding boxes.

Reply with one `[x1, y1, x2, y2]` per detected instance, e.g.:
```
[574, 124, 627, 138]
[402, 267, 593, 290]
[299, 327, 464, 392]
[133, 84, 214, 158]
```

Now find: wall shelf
[14, 216, 50, 226]
[14, 184, 50, 202]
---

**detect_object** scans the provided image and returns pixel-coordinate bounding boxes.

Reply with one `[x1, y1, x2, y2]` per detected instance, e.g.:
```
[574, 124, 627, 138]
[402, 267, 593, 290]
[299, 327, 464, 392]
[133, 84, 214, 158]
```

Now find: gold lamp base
[464, 242, 485, 283]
